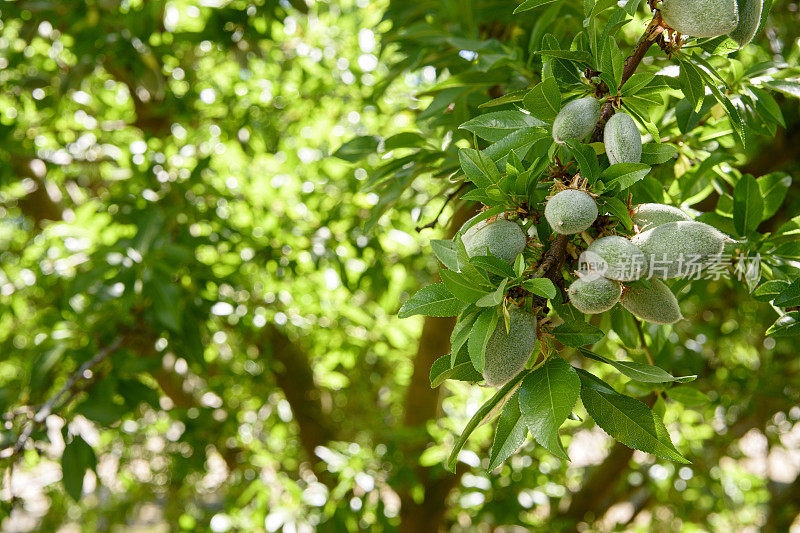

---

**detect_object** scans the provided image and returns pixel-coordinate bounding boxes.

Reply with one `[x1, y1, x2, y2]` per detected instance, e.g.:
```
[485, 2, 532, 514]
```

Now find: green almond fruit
[630, 221, 731, 279]
[661, 0, 739, 38]
[545, 189, 598, 235]
[462, 219, 527, 265]
[568, 274, 622, 314]
[730, 0, 763, 47]
[552, 97, 602, 144]
[582, 236, 646, 282]
[621, 279, 683, 325]
[483, 307, 538, 387]
[631, 203, 693, 232]
[604, 113, 642, 165]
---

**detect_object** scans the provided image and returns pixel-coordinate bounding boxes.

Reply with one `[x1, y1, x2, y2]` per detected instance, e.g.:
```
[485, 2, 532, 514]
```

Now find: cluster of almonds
[454, 63, 742, 384]
[563, 201, 732, 325]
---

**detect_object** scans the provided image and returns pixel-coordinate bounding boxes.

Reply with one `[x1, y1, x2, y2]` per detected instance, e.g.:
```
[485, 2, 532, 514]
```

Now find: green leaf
[552, 321, 604, 347]
[479, 87, 531, 109]
[751, 87, 785, 128]
[609, 307, 639, 347]
[468, 307, 499, 372]
[602, 196, 633, 231]
[564, 139, 600, 183]
[440, 267, 492, 303]
[61, 435, 97, 501]
[119, 379, 161, 410]
[470, 255, 517, 279]
[518, 358, 580, 460]
[332, 135, 380, 161]
[75, 396, 126, 426]
[753, 280, 791, 302]
[579, 348, 696, 383]
[758, 172, 791, 221]
[766, 312, 800, 337]
[451, 308, 479, 366]
[601, 163, 652, 191]
[624, 0, 644, 14]
[454, 236, 493, 286]
[577, 369, 689, 463]
[514, 253, 526, 278]
[459, 207, 507, 236]
[150, 280, 182, 333]
[488, 392, 529, 470]
[537, 49, 592, 64]
[522, 77, 562, 123]
[621, 73, 655, 96]
[666, 385, 709, 406]
[640, 143, 678, 165]
[514, 0, 557, 13]
[704, 76, 746, 145]
[425, 70, 508, 92]
[476, 279, 508, 307]
[765, 80, 800, 99]
[774, 280, 800, 308]
[460, 110, 545, 142]
[431, 239, 459, 271]
[383, 132, 427, 150]
[521, 278, 557, 299]
[483, 127, 549, 163]
[679, 60, 705, 111]
[430, 351, 483, 388]
[447, 372, 528, 472]
[773, 242, 800, 261]
[459, 148, 501, 188]
[600, 36, 624, 89]
[398, 283, 464, 318]
[733, 175, 763, 236]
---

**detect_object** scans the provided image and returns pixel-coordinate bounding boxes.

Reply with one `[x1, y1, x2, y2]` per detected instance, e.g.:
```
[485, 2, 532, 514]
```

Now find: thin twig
[417, 183, 468, 232]
[1, 337, 122, 458]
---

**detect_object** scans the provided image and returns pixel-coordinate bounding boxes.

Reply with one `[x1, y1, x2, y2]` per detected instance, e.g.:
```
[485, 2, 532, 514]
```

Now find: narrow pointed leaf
[447, 372, 528, 472]
[488, 392, 529, 470]
[579, 348, 696, 383]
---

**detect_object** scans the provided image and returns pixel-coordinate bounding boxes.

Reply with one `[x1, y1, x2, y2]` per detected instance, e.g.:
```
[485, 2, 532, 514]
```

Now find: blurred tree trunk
[266, 324, 337, 464]
[10, 155, 62, 228]
[398, 201, 476, 533]
[765, 475, 800, 532]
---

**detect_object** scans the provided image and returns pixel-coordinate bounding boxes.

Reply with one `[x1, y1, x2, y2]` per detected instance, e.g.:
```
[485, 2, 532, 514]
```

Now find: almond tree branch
[590, 15, 663, 143]
[534, 14, 663, 289]
[1, 337, 123, 460]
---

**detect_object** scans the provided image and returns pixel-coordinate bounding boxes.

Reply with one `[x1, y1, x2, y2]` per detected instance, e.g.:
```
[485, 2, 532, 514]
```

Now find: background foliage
[0, 0, 799, 531]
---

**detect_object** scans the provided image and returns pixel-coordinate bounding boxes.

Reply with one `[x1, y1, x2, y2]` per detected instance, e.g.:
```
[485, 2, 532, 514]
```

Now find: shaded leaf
[733, 174, 763, 235]
[553, 321, 604, 347]
[61, 436, 97, 501]
[447, 372, 529, 472]
[488, 392, 528, 470]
